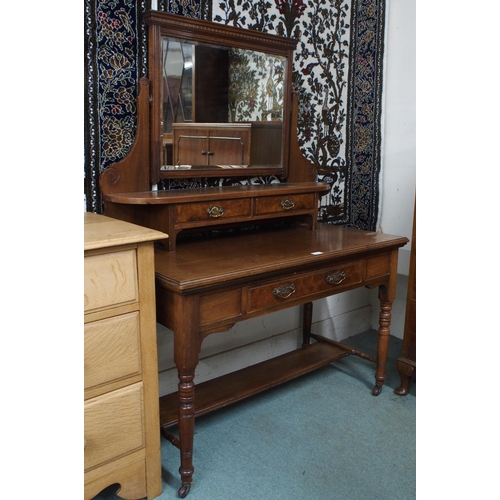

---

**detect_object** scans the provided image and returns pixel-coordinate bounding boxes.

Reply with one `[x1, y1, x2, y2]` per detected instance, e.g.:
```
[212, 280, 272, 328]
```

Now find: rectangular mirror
[144, 11, 297, 181]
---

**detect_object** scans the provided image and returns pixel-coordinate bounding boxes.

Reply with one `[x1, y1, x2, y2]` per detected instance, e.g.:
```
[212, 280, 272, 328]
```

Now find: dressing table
[99, 12, 408, 498]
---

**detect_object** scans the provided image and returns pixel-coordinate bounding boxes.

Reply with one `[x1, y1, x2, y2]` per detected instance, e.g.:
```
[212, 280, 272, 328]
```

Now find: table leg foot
[372, 384, 382, 396]
[394, 357, 415, 396]
[178, 482, 191, 498]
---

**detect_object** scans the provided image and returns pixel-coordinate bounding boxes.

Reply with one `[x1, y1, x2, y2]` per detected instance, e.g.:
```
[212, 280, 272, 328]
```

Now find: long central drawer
[246, 261, 363, 313]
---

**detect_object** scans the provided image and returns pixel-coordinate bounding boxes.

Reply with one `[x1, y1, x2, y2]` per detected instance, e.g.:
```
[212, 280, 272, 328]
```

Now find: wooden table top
[84, 212, 167, 251]
[154, 224, 408, 292]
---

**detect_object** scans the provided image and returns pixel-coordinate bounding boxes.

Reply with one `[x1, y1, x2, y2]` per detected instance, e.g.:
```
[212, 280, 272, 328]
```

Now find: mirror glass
[160, 37, 286, 170]
[161, 39, 194, 130]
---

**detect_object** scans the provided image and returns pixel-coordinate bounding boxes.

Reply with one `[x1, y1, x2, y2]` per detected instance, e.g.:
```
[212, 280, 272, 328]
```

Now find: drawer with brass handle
[254, 193, 316, 215]
[246, 262, 362, 313]
[175, 199, 251, 223]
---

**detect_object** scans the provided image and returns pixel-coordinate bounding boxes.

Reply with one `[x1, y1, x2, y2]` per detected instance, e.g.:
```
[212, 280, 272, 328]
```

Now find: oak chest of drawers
[84, 213, 167, 500]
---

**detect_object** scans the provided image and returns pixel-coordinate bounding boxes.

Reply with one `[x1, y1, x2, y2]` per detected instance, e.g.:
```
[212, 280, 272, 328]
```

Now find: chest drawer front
[84, 312, 141, 391]
[255, 193, 316, 216]
[176, 199, 252, 223]
[84, 249, 138, 312]
[84, 382, 144, 471]
[247, 262, 362, 313]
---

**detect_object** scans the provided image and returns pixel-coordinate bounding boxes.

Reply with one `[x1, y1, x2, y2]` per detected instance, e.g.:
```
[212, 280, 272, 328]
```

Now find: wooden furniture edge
[103, 182, 330, 205]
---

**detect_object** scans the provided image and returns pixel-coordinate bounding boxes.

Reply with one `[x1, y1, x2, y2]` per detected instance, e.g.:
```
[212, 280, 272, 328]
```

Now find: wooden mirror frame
[145, 11, 297, 184]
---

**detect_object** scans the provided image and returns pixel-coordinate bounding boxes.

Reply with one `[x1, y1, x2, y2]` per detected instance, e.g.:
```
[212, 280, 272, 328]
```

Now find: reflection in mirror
[161, 38, 286, 131]
[162, 39, 193, 133]
[161, 38, 287, 170]
[228, 48, 286, 122]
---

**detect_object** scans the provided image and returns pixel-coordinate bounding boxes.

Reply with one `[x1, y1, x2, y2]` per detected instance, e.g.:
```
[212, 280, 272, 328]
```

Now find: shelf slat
[159, 341, 349, 428]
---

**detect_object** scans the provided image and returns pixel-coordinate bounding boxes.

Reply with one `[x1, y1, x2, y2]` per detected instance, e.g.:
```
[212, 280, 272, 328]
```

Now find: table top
[84, 212, 168, 251]
[154, 224, 408, 292]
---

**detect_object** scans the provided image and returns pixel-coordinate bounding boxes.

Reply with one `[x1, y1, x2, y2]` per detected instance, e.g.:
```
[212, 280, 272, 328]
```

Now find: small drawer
[84, 382, 144, 471]
[84, 312, 141, 391]
[176, 199, 252, 223]
[84, 249, 138, 312]
[247, 262, 362, 313]
[255, 193, 316, 215]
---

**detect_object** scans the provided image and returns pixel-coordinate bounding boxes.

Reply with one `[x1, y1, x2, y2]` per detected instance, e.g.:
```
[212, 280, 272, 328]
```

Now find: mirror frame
[144, 10, 297, 184]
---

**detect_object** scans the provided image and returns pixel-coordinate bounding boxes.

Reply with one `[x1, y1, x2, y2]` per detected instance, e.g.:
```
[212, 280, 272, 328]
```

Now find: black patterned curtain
[84, 0, 385, 230]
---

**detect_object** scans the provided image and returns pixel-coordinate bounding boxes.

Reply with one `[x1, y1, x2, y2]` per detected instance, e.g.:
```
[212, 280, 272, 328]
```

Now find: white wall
[378, 0, 416, 269]
[156, 0, 417, 396]
[369, 0, 416, 339]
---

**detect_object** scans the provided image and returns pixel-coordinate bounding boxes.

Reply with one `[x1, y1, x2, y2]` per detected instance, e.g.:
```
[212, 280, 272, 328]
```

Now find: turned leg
[173, 295, 202, 498]
[373, 286, 393, 396]
[302, 302, 313, 347]
[177, 368, 196, 498]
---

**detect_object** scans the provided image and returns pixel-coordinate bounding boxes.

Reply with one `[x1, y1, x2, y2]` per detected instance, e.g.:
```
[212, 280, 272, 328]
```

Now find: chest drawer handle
[326, 271, 346, 285]
[272, 283, 296, 299]
[207, 206, 225, 218]
[280, 198, 295, 210]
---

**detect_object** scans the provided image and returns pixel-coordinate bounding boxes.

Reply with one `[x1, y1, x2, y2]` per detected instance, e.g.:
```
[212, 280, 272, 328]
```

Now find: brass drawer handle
[280, 198, 295, 210]
[326, 271, 346, 285]
[207, 206, 225, 218]
[272, 283, 296, 299]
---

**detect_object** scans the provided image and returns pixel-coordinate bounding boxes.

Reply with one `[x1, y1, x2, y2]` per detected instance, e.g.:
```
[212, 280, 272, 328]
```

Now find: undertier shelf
[159, 341, 350, 428]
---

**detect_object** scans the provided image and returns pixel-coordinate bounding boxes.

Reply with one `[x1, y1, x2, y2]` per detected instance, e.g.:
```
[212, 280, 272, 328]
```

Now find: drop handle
[207, 206, 225, 218]
[272, 283, 296, 299]
[326, 271, 346, 285]
[280, 198, 295, 210]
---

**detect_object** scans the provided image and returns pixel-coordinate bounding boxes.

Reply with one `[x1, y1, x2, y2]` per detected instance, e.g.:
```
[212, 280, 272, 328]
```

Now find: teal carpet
[94, 330, 416, 500]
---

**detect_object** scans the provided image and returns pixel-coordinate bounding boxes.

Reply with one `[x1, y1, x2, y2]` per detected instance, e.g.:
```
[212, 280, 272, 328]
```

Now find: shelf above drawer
[104, 182, 329, 205]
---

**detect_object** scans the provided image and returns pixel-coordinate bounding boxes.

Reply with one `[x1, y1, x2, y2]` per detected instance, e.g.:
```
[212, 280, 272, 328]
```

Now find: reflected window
[161, 40, 193, 134]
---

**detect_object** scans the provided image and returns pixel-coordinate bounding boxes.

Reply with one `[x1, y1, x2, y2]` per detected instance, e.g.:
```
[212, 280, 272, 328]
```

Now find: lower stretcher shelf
[159, 340, 350, 428]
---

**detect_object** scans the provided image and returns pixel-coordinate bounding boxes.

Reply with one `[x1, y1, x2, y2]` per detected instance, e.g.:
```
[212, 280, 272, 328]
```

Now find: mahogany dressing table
[99, 12, 408, 498]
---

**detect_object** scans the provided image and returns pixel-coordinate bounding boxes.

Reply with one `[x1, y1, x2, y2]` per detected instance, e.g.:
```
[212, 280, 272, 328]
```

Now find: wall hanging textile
[84, 0, 385, 230]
